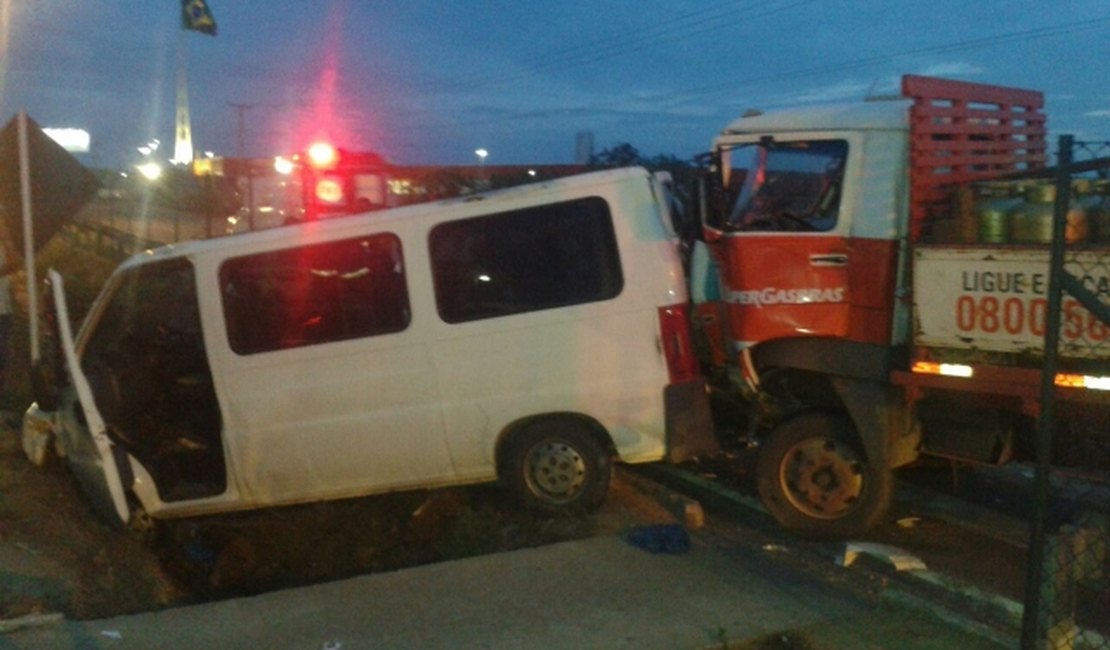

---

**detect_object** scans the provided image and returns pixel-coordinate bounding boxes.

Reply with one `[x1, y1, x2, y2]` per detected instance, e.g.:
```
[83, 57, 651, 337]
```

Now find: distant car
[25, 167, 716, 528]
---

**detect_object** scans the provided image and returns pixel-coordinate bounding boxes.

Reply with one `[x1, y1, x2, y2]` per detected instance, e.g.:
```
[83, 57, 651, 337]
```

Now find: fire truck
[292, 142, 393, 221]
[693, 75, 1110, 537]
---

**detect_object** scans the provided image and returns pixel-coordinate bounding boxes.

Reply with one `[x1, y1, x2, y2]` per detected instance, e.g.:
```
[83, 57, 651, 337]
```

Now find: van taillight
[658, 304, 700, 384]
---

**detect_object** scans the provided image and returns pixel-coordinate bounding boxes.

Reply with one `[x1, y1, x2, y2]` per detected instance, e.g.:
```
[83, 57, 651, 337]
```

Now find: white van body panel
[53, 167, 698, 519]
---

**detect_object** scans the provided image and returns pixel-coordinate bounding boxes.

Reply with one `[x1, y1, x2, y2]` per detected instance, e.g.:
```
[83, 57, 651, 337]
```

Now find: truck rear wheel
[756, 412, 892, 538]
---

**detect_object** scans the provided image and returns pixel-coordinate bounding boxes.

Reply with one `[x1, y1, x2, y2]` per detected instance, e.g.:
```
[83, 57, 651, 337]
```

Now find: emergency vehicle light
[911, 361, 973, 378]
[314, 177, 345, 204]
[308, 141, 339, 169]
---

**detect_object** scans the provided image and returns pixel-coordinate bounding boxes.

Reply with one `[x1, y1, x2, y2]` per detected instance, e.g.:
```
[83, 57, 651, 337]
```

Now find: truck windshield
[721, 139, 847, 233]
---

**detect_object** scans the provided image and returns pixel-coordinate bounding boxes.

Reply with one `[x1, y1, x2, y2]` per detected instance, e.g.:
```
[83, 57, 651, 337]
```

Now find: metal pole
[1020, 134, 1072, 648]
[227, 102, 252, 157]
[227, 103, 254, 231]
[17, 112, 39, 364]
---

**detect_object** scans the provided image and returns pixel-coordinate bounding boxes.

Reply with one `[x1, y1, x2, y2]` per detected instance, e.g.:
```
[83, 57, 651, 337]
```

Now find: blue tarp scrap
[624, 524, 691, 554]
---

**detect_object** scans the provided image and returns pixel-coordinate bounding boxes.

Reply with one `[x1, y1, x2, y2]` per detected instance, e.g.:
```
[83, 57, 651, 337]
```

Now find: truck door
[709, 138, 853, 348]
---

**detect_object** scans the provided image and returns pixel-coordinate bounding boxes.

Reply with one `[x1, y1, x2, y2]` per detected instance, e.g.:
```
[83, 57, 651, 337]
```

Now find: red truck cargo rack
[902, 74, 1047, 241]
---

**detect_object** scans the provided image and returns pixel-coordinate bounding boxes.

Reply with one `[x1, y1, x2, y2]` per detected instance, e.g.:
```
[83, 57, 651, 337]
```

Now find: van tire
[503, 421, 612, 513]
[756, 412, 892, 539]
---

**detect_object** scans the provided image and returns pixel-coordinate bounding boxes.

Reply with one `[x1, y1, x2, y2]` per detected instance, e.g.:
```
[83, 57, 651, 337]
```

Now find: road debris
[840, 542, 927, 572]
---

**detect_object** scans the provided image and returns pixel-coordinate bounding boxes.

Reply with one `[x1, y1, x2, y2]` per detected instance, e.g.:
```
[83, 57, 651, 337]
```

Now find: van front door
[76, 258, 227, 505]
[47, 270, 130, 526]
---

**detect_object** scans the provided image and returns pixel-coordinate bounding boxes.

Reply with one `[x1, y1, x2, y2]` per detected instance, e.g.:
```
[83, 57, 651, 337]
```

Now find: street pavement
[3, 527, 1011, 649]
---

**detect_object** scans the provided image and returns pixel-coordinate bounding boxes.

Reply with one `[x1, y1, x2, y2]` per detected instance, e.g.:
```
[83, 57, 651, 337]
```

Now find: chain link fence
[1022, 136, 1110, 649]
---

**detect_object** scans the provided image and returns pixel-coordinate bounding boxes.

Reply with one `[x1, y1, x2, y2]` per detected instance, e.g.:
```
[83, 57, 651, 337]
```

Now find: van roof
[115, 166, 655, 271]
[720, 98, 911, 136]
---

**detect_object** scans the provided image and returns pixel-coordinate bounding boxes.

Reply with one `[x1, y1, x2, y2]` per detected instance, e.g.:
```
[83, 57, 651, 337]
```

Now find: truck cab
[697, 75, 1063, 537]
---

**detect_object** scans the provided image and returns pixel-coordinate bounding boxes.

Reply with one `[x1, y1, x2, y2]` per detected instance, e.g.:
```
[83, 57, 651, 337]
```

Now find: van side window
[429, 196, 623, 324]
[220, 234, 410, 355]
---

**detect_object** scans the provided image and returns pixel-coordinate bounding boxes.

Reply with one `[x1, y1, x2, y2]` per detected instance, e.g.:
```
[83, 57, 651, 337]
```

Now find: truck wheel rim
[779, 437, 864, 520]
[525, 439, 587, 502]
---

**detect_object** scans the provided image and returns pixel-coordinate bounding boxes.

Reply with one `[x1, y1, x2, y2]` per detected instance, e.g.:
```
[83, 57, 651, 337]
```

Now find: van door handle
[809, 253, 848, 267]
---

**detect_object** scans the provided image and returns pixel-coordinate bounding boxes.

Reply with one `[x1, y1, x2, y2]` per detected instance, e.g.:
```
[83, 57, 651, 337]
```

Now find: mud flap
[665, 378, 719, 463]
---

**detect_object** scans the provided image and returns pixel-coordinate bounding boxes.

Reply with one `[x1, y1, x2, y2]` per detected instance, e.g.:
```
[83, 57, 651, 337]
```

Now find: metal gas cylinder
[974, 181, 1022, 243]
[1009, 182, 1088, 245]
[1085, 179, 1110, 243]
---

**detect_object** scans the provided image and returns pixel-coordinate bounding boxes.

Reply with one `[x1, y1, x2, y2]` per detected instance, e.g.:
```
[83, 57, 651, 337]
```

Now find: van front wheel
[503, 422, 612, 513]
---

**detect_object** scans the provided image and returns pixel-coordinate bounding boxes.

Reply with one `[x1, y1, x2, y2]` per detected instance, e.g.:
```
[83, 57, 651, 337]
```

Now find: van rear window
[220, 234, 410, 355]
[429, 196, 623, 324]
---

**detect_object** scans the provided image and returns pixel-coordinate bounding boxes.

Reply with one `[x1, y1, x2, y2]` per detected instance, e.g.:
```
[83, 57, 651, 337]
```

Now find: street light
[136, 161, 163, 181]
[475, 149, 489, 184]
[273, 156, 295, 175]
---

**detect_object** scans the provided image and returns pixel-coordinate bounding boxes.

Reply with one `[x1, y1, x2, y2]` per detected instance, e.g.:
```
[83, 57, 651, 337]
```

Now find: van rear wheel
[503, 421, 612, 512]
[756, 412, 891, 539]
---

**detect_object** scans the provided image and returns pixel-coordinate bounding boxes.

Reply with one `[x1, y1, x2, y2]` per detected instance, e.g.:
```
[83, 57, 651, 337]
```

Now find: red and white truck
[693, 74, 1110, 537]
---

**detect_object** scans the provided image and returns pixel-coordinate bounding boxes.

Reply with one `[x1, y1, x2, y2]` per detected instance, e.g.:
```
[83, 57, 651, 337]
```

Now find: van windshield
[721, 139, 847, 233]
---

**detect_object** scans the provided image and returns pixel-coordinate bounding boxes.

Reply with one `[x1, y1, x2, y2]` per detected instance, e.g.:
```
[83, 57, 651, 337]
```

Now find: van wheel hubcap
[525, 440, 587, 501]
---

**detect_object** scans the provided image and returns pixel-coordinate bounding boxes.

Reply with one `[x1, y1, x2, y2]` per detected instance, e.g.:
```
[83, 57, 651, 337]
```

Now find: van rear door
[47, 270, 130, 526]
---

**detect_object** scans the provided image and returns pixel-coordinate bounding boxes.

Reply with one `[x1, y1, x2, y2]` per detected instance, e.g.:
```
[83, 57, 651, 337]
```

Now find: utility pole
[227, 102, 253, 157]
[227, 102, 254, 230]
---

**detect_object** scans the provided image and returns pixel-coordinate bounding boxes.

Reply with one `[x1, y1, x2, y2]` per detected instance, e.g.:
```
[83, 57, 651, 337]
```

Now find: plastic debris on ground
[624, 524, 691, 554]
[839, 542, 927, 571]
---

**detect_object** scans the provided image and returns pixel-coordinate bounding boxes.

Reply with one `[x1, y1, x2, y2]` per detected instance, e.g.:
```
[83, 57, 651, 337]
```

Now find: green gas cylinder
[1086, 179, 1110, 243]
[974, 181, 1022, 243]
[1009, 182, 1088, 245]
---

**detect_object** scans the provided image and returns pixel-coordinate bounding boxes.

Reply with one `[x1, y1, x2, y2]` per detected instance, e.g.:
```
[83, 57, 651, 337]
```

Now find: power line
[442, 14, 1110, 129]
[409, 0, 816, 93]
[669, 14, 1110, 103]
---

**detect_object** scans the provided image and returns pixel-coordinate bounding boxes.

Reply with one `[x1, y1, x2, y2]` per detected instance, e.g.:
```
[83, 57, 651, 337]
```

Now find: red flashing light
[314, 177, 345, 205]
[307, 141, 339, 169]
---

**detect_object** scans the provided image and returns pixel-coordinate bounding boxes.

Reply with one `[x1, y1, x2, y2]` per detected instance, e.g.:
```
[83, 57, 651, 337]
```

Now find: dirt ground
[0, 417, 176, 620]
[0, 415, 677, 622]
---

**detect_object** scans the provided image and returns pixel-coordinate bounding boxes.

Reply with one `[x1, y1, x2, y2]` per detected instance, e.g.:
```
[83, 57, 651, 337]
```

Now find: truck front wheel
[756, 412, 892, 538]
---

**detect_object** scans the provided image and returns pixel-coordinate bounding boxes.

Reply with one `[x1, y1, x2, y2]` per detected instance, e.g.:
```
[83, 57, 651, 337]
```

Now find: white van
[24, 167, 715, 527]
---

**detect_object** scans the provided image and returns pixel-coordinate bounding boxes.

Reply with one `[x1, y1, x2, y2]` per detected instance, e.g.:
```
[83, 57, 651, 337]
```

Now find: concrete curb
[616, 466, 705, 528]
[627, 464, 1036, 646]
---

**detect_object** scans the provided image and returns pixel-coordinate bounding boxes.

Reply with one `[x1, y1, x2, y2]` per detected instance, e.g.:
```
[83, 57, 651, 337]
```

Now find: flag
[182, 0, 217, 36]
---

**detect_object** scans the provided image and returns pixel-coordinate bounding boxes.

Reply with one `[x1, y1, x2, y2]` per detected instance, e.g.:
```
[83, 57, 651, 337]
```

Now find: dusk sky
[1, 1, 1108, 169]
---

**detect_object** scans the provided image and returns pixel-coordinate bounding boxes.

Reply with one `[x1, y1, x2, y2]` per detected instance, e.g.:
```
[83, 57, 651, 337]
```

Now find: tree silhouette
[589, 143, 643, 167]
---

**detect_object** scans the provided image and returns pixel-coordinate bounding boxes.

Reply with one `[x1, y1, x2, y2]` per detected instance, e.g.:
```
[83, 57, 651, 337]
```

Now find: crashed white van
[24, 167, 715, 528]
